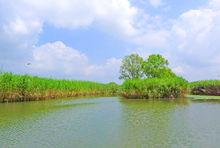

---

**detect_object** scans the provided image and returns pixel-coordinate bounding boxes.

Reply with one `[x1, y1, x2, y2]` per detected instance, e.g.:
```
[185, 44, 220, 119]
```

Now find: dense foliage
[190, 80, 220, 96]
[142, 54, 175, 78]
[190, 80, 220, 87]
[119, 53, 187, 99]
[122, 77, 188, 99]
[0, 73, 119, 102]
[119, 54, 144, 80]
[119, 54, 175, 81]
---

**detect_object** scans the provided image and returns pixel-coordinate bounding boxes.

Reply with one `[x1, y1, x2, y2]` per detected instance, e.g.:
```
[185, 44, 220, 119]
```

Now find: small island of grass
[119, 54, 188, 99]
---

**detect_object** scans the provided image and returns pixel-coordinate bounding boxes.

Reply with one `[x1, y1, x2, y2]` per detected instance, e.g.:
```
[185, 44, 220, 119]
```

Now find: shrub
[190, 80, 220, 96]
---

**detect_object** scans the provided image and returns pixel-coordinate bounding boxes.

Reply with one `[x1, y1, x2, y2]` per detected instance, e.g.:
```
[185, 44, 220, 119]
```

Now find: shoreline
[187, 95, 220, 101]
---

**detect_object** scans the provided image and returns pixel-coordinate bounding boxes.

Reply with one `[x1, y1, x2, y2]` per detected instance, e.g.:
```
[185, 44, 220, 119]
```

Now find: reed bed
[190, 80, 220, 88]
[121, 77, 188, 99]
[0, 73, 119, 102]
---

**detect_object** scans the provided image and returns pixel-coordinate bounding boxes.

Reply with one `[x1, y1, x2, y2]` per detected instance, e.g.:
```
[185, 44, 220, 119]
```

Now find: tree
[119, 54, 144, 80]
[142, 54, 175, 78]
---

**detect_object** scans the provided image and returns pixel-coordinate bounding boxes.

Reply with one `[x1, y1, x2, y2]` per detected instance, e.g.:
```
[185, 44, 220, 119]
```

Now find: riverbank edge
[0, 94, 120, 103]
[187, 95, 220, 101]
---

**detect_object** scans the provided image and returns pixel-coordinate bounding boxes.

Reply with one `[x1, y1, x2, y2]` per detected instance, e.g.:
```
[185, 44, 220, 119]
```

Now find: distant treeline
[0, 73, 119, 102]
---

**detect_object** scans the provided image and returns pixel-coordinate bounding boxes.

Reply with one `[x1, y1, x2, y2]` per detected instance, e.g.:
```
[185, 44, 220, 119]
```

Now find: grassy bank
[0, 73, 119, 102]
[3, 72, 219, 102]
[121, 77, 188, 99]
[190, 80, 220, 96]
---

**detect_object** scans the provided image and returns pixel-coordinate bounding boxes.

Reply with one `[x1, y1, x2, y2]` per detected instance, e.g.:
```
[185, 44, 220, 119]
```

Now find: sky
[0, 0, 220, 83]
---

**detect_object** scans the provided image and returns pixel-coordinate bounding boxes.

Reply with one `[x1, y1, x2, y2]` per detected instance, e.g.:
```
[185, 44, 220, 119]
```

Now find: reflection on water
[0, 97, 220, 148]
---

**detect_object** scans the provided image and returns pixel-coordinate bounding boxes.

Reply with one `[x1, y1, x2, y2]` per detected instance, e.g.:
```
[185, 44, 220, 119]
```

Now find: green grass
[121, 77, 188, 99]
[4, 72, 220, 102]
[190, 80, 220, 88]
[187, 95, 220, 100]
[0, 72, 119, 102]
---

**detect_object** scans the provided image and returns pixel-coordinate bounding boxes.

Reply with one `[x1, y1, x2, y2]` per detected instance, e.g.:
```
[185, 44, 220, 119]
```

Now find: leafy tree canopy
[142, 54, 175, 78]
[119, 54, 144, 80]
[119, 53, 176, 81]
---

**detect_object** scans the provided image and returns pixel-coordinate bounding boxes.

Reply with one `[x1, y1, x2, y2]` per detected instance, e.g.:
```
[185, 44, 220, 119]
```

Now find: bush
[121, 77, 188, 99]
[190, 80, 220, 96]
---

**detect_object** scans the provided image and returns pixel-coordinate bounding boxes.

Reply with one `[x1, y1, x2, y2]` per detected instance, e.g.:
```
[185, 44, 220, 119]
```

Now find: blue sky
[38, 24, 130, 64]
[0, 0, 220, 82]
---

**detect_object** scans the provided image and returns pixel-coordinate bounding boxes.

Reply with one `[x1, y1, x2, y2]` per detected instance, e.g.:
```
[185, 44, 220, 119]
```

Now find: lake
[0, 97, 220, 148]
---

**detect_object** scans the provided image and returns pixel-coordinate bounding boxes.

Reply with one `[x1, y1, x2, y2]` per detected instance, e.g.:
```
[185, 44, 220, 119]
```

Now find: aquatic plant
[121, 77, 188, 99]
[0, 73, 119, 102]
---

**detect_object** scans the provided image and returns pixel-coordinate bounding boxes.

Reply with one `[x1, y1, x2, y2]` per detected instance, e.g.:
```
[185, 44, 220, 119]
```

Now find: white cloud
[0, 17, 42, 68]
[30, 41, 121, 82]
[0, 0, 171, 52]
[0, 0, 167, 48]
[0, 0, 141, 57]
[0, 0, 141, 55]
[167, 5, 220, 80]
[134, 29, 170, 49]
[4, 0, 138, 36]
[172, 9, 216, 48]
[32, 41, 88, 73]
[209, 0, 220, 9]
[85, 58, 121, 82]
[0, 0, 135, 82]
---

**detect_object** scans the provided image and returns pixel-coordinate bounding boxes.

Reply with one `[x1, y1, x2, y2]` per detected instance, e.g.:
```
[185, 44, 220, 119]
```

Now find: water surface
[0, 97, 220, 148]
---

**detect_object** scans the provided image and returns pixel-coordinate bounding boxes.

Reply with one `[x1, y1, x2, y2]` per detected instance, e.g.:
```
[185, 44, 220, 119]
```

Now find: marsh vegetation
[0, 72, 119, 102]
[190, 80, 220, 96]
[121, 77, 188, 99]
[119, 54, 188, 99]
[1, 54, 220, 102]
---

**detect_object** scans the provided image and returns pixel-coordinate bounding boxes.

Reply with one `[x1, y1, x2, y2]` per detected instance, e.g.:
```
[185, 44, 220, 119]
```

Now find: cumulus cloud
[0, 0, 140, 55]
[32, 41, 88, 73]
[168, 6, 220, 80]
[30, 41, 121, 82]
[2, 0, 138, 36]
[0, 0, 134, 82]
[0, 0, 168, 51]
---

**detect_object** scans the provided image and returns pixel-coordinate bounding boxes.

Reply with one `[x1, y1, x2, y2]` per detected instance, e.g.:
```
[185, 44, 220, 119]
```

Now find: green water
[0, 97, 220, 148]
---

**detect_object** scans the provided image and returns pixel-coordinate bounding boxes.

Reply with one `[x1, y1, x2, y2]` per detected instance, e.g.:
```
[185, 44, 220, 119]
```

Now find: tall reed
[121, 77, 188, 99]
[0, 73, 119, 102]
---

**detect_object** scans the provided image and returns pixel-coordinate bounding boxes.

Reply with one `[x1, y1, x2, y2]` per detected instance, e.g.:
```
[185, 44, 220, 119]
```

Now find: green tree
[119, 53, 144, 80]
[142, 54, 175, 78]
